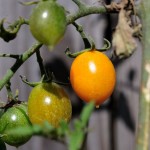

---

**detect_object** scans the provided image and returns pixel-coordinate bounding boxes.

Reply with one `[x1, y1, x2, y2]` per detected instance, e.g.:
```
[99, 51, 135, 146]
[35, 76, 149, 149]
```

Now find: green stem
[5, 81, 13, 102]
[0, 42, 42, 90]
[68, 102, 95, 150]
[20, 75, 43, 87]
[72, 22, 93, 49]
[36, 50, 47, 77]
[136, 1, 150, 150]
[0, 53, 19, 59]
[65, 38, 111, 58]
[66, 5, 107, 25]
[19, 1, 39, 5]
[72, 0, 86, 9]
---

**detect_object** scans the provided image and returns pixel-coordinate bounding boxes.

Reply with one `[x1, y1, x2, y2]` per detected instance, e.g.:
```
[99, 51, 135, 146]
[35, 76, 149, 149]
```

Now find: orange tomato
[70, 50, 116, 106]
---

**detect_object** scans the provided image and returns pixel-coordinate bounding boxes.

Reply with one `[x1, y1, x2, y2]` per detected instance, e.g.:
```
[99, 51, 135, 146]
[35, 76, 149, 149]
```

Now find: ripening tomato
[70, 50, 116, 106]
[0, 103, 32, 147]
[29, 0, 67, 48]
[28, 82, 72, 127]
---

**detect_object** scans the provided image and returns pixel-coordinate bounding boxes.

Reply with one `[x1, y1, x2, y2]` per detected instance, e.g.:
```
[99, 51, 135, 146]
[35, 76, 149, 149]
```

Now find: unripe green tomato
[0, 103, 32, 147]
[29, 0, 67, 48]
[28, 82, 72, 128]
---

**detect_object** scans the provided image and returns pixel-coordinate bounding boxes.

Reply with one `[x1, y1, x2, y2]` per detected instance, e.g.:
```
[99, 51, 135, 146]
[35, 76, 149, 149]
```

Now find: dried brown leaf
[112, 9, 136, 58]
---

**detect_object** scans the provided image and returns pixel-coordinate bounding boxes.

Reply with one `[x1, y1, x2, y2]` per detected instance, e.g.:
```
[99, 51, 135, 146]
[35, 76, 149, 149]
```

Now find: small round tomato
[29, 0, 67, 48]
[0, 103, 32, 147]
[28, 82, 72, 127]
[70, 50, 116, 106]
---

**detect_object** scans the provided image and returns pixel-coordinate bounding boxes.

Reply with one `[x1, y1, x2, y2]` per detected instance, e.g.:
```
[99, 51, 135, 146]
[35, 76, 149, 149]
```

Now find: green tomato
[28, 82, 72, 128]
[29, 0, 67, 48]
[0, 103, 32, 147]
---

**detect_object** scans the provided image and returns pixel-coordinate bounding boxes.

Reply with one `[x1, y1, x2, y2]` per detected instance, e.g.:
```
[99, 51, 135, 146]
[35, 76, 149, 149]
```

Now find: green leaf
[43, 121, 55, 131]
[5, 126, 33, 137]
[68, 131, 84, 150]
[32, 124, 43, 134]
[57, 120, 69, 136]
[68, 102, 94, 150]
[80, 102, 94, 127]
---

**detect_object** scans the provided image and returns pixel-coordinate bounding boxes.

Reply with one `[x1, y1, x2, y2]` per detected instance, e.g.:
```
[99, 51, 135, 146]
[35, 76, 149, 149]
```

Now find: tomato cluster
[0, 0, 117, 148]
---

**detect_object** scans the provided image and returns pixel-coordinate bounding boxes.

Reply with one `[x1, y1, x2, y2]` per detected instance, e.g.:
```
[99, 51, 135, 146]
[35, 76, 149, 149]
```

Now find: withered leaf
[112, 9, 136, 58]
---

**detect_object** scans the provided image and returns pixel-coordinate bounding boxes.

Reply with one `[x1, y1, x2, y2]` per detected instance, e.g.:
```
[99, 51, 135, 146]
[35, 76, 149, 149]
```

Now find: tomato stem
[72, 0, 87, 10]
[65, 47, 91, 58]
[100, 38, 111, 51]
[18, 1, 39, 6]
[5, 81, 14, 102]
[65, 38, 111, 58]
[0, 42, 42, 91]
[72, 22, 92, 49]
[36, 50, 48, 80]
[20, 75, 44, 87]
[0, 100, 22, 111]
[136, 1, 150, 150]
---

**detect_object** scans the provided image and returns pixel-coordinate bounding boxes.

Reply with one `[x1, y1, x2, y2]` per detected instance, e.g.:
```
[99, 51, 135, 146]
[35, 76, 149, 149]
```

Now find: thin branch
[72, 22, 94, 49]
[136, 1, 150, 150]
[36, 50, 47, 77]
[20, 75, 39, 87]
[67, 0, 135, 25]
[5, 81, 13, 102]
[72, 0, 86, 9]
[0, 42, 42, 90]
[66, 5, 107, 25]
[65, 38, 111, 58]
[0, 53, 20, 59]
[18, 0, 39, 5]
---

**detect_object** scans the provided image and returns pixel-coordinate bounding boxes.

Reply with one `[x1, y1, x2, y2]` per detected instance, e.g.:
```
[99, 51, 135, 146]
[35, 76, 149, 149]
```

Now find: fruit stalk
[5, 81, 13, 102]
[36, 50, 47, 77]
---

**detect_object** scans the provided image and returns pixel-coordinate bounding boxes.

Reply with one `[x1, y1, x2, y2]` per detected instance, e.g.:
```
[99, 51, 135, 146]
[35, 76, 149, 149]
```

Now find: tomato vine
[0, 0, 145, 150]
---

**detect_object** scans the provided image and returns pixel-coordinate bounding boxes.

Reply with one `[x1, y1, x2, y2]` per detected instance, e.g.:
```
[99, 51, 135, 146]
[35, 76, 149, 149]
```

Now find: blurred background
[0, 0, 142, 150]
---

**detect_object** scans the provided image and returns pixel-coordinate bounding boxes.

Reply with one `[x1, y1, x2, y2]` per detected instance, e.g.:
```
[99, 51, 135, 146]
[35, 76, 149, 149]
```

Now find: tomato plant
[29, 0, 67, 48]
[28, 82, 72, 127]
[0, 103, 32, 147]
[70, 50, 116, 106]
[0, 0, 143, 149]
